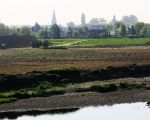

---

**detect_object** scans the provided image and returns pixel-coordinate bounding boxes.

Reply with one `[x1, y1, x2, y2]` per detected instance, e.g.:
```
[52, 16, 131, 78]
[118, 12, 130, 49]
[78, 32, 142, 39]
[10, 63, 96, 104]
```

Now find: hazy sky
[0, 0, 149, 26]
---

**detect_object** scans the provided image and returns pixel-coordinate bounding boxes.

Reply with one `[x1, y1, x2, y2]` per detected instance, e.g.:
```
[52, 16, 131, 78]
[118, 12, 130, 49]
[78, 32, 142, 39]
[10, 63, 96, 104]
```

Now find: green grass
[1, 76, 150, 104]
[48, 39, 87, 46]
[0, 86, 65, 99]
[0, 98, 17, 104]
[50, 38, 150, 47]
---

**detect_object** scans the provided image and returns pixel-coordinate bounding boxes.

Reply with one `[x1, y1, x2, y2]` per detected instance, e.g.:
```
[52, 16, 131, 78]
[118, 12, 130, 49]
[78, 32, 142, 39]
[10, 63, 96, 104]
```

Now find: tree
[134, 22, 145, 35]
[72, 31, 80, 38]
[67, 27, 73, 38]
[20, 26, 31, 36]
[120, 24, 126, 37]
[131, 25, 136, 35]
[0, 23, 10, 36]
[140, 24, 150, 37]
[39, 29, 48, 39]
[50, 24, 60, 39]
[115, 22, 122, 29]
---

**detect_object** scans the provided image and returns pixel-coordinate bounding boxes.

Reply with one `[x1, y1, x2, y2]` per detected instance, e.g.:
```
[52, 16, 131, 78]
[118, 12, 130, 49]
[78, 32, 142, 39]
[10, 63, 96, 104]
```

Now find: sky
[0, 0, 150, 26]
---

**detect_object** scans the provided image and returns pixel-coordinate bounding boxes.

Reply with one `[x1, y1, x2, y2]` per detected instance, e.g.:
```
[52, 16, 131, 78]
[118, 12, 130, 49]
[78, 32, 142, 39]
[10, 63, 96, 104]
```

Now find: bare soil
[1, 46, 150, 73]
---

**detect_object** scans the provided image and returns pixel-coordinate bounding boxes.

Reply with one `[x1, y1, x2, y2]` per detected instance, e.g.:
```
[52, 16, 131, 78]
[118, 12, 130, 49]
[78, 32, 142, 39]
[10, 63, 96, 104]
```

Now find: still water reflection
[3, 102, 150, 120]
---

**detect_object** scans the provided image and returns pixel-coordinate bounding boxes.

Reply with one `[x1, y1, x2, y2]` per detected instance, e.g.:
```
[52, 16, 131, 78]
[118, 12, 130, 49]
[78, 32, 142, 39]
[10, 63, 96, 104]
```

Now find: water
[2, 102, 150, 120]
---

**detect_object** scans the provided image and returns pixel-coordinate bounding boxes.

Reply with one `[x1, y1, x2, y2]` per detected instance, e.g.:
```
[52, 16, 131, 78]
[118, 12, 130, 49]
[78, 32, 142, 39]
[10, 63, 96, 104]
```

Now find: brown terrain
[1, 46, 150, 116]
[0, 46, 150, 74]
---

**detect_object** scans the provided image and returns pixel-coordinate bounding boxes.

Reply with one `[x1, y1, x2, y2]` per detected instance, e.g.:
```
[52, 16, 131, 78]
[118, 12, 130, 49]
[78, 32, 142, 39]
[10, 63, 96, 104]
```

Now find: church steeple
[52, 10, 57, 25]
[112, 15, 117, 24]
[81, 13, 86, 27]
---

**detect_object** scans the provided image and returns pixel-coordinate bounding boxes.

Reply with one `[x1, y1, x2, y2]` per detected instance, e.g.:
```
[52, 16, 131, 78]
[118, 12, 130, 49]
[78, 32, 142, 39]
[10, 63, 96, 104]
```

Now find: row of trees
[106, 22, 150, 37]
[0, 23, 32, 36]
[0, 23, 61, 39]
[0, 22, 150, 38]
[38, 22, 150, 39]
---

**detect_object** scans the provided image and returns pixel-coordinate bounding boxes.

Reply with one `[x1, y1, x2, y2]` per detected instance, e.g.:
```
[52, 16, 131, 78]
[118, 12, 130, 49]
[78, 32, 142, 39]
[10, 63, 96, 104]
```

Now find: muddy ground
[1, 46, 150, 73]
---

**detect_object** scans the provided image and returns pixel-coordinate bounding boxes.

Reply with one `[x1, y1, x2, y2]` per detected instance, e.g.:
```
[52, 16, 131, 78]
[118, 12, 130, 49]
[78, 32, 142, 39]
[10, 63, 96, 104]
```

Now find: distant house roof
[88, 25, 105, 30]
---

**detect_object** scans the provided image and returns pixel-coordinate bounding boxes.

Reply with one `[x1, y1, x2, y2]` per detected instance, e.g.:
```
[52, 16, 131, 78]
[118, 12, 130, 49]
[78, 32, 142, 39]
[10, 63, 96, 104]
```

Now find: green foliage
[140, 24, 150, 37]
[134, 22, 145, 35]
[120, 82, 129, 89]
[20, 26, 31, 36]
[61, 78, 71, 84]
[120, 24, 126, 37]
[39, 29, 46, 39]
[90, 84, 118, 93]
[37, 81, 52, 90]
[0, 98, 17, 104]
[50, 24, 61, 39]
[51, 38, 150, 47]
[119, 82, 144, 90]
[33, 89, 65, 97]
[13, 91, 30, 99]
[0, 23, 10, 36]
[39, 29, 48, 39]
[31, 40, 42, 48]
[9, 88, 64, 99]
[42, 40, 49, 48]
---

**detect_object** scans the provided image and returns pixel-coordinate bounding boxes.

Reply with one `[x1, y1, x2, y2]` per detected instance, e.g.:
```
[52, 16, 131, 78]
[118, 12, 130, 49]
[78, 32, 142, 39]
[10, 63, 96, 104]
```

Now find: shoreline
[0, 90, 150, 114]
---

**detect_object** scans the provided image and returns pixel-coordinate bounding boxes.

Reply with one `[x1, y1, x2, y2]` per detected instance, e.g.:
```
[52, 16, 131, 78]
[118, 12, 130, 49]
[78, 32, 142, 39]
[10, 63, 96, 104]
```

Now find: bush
[13, 91, 30, 99]
[47, 89, 65, 95]
[0, 98, 17, 104]
[34, 89, 65, 97]
[146, 41, 150, 45]
[43, 40, 49, 48]
[74, 87, 90, 92]
[31, 40, 42, 48]
[90, 84, 118, 93]
[37, 81, 52, 90]
[61, 78, 71, 84]
[120, 82, 129, 89]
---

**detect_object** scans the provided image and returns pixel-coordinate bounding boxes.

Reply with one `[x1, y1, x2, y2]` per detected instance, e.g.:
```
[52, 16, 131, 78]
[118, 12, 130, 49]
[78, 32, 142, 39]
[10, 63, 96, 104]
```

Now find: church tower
[112, 15, 117, 24]
[81, 13, 86, 27]
[52, 10, 57, 25]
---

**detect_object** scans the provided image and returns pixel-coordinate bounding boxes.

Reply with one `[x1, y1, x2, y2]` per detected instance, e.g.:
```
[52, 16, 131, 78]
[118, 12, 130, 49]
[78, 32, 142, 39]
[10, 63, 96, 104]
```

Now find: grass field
[50, 38, 150, 47]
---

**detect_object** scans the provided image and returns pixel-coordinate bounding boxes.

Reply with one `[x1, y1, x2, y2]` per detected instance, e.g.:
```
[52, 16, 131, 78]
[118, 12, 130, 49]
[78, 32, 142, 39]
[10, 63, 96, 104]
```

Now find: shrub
[61, 78, 71, 84]
[0, 98, 17, 104]
[47, 89, 65, 95]
[90, 84, 118, 93]
[37, 81, 52, 90]
[34, 89, 65, 97]
[43, 40, 49, 48]
[120, 82, 129, 89]
[74, 87, 90, 92]
[13, 91, 30, 99]
[31, 40, 42, 48]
